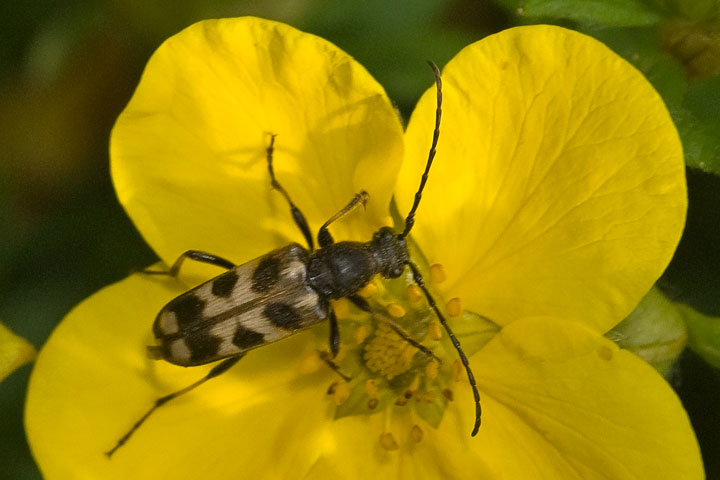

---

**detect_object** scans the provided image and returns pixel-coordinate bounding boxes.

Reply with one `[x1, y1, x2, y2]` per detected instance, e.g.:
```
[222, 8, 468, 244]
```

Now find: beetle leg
[328, 308, 340, 357]
[142, 250, 235, 277]
[265, 134, 314, 251]
[106, 354, 244, 458]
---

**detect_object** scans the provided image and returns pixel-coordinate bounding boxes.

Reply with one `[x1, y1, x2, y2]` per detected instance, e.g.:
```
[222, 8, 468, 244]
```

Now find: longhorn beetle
[106, 61, 480, 457]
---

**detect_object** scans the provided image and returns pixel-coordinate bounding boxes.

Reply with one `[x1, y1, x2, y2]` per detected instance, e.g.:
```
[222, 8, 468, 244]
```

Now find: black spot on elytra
[252, 255, 281, 293]
[264, 303, 303, 330]
[232, 325, 265, 350]
[212, 270, 239, 297]
[167, 294, 206, 328]
[186, 333, 222, 364]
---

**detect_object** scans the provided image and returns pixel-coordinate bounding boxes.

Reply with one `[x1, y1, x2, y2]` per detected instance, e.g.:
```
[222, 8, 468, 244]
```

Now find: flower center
[301, 262, 489, 449]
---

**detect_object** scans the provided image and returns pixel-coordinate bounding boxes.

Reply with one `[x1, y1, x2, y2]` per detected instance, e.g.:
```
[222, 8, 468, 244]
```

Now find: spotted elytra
[106, 61, 480, 458]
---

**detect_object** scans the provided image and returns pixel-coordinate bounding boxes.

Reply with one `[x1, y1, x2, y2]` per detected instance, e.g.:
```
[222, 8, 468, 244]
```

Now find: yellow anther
[298, 350, 323, 374]
[425, 360, 439, 380]
[379, 432, 399, 451]
[429, 264, 446, 284]
[411, 425, 424, 443]
[363, 323, 414, 379]
[329, 345, 347, 363]
[453, 359, 463, 382]
[447, 297, 463, 317]
[416, 390, 436, 402]
[354, 325, 368, 344]
[408, 375, 420, 392]
[365, 378, 378, 397]
[395, 397, 409, 406]
[387, 303, 406, 318]
[332, 297, 351, 319]
[358, 283, 378, 298]
[428, 321, 442, 341]
[333, 381, 350, 406]
[401, 344, 418, 364]
[367, 398, 379, 410]
[407, 284, 423, 303]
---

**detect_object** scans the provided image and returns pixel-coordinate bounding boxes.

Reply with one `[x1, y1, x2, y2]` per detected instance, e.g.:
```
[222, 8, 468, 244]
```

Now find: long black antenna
[406, 262, 481, 436]
[399, 61, 442, 239]
[399, 62, 482, 435]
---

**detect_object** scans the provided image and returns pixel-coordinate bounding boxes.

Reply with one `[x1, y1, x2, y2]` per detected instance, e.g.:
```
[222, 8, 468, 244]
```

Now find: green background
[1, 0, 719, 478]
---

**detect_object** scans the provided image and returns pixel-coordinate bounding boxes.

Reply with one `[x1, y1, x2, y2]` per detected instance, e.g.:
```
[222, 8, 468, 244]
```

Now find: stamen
[429, 264, 446, 284]
[425, 360, 439, 380]
[298, 350, 323, 374]
[358, 283, 378, 298]
[428, 321, 442, 341]
[408, 376, 420, 392]
[354, 325, 368, 344]
[447, 297, 462, 317]
[411, 425, 424, 443]
[442, 388, 454, 401]
[363, 323, 417, 379]
[365, 379, 378, 397]
[332, 381, 350, 406]
[407, 284, 423, 303]
[415, 390, 436, 402]
[367, 398, 379, 410]
[453, 359, 464, 382]
[401, 343, 418, 364]
[332, 297, 351, 319]
[386, 303, 406, 318]
[379, 432, 399, 451]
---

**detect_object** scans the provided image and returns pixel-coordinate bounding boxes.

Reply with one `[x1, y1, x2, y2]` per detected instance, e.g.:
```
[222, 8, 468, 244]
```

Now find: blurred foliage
[607, 288, 688, 378]
[1, 0, 719, 478]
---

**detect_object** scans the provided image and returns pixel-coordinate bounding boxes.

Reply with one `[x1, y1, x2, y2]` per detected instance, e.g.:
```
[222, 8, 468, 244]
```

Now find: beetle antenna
[406, 261, 481, 435]
[399, 60, 442, 240]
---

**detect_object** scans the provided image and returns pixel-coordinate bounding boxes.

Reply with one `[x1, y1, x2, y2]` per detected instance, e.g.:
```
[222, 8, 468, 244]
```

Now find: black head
[370, 226, 408, 278]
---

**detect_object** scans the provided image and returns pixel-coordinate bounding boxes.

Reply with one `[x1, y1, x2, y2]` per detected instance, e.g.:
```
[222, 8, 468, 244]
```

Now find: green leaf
[413, 386, 449, 428]
[676, 304, 720, 369]
[496, 0, 662, 26]
[445, 310, 499, 359]
[0, 321, 35, 382]
[672, 107, 720, 174]
[651, 0, 719, 21]
[606, 288, 687, 376]
[583, 26, 720, 175]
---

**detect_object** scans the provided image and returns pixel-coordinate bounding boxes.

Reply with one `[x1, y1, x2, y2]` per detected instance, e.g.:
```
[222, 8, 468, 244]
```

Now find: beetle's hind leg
[141, 250, 236, 277]
[265, 134, 315, 251]
[105, 354, 244, 458]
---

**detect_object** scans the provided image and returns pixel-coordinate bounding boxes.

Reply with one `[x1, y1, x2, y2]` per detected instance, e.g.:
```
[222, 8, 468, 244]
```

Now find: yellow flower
[0, 321, 35, 382]
[26, 17, 702, 479]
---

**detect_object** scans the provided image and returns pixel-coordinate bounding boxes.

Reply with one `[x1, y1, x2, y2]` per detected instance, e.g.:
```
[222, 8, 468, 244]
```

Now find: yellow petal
[26, 273, 337, 479]
[304, 414, 497, 480]
[399, 25, 686, 332]
[0, 322, 35, 382]
[25, 272, 497, 480]
[112, 17, 403, 268]
[458, 317, 703, 479]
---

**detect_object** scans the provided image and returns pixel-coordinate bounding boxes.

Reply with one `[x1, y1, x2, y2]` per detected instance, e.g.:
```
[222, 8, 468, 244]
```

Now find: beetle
[106, 62, 480, 457]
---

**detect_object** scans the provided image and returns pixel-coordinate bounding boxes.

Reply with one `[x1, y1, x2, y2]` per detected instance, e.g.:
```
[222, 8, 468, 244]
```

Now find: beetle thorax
[306, 227, 409, 299]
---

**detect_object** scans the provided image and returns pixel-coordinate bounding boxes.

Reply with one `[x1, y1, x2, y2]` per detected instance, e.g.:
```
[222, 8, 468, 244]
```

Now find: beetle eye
[392, 267, 403, 277]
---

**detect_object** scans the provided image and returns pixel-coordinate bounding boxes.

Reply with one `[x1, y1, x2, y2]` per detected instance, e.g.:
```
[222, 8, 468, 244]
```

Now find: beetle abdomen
[152, 243, 328, 366]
